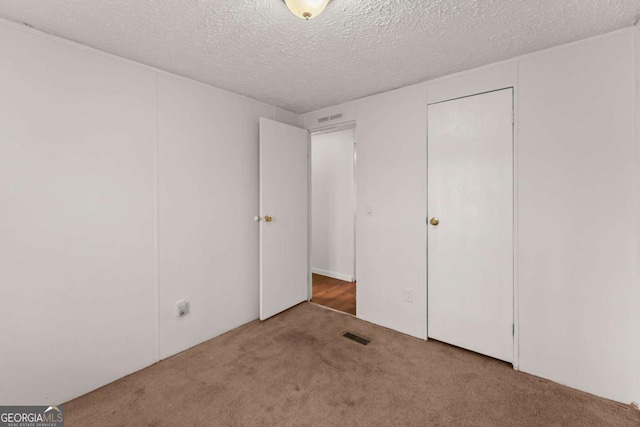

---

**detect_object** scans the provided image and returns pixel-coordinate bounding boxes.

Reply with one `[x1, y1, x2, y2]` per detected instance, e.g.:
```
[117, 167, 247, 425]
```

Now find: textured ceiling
[0, 1, 639, 113]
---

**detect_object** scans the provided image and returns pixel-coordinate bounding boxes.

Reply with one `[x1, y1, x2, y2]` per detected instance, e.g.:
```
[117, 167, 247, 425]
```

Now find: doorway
[427, 89, 514, 363]
[310, 126, 357, 315]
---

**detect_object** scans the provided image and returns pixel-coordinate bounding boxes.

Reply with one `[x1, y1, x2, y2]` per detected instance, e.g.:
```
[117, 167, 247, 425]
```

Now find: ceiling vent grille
[317, 113, 343, 124]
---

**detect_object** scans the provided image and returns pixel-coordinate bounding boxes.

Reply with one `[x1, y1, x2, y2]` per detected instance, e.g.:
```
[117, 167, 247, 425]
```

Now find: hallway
[311, 274, 356, 315]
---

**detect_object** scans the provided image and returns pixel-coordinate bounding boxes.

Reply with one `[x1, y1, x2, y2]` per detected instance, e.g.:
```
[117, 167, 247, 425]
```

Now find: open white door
[259, 118, 309, 320]
[427, 89, 514, 363]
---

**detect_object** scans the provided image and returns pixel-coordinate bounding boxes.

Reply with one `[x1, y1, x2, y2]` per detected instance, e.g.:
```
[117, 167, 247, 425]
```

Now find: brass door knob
[429, 217, 439, 226]
[264, 215, 273, 222]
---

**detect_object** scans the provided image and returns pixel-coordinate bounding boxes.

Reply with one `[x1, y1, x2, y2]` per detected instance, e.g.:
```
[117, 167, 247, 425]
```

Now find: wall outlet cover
[404, 288, 413, 303]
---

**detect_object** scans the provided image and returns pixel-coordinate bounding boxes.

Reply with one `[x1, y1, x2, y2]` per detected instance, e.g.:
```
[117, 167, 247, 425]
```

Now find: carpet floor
[65, 303, 639, 426]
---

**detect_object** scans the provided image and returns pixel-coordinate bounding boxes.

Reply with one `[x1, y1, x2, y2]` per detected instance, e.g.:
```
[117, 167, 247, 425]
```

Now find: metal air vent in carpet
[342, 332, 371, 346]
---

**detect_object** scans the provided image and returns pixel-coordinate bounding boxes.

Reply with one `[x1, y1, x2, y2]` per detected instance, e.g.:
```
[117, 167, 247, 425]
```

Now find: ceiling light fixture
[284, 0, 331, 20]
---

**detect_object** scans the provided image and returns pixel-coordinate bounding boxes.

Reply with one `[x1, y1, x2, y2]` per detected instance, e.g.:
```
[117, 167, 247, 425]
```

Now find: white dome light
[284, 0, 331, 20]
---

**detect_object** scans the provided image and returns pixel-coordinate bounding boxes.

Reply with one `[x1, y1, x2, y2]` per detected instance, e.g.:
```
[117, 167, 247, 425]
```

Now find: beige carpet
[66, 303, 639, 426]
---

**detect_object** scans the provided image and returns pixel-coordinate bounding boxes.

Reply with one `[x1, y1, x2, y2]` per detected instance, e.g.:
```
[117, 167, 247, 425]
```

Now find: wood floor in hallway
[311, 273, 356, 315]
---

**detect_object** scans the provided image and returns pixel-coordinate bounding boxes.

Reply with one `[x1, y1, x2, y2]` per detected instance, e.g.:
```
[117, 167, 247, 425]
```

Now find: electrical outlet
[176, 300, 189, 318]
[404, 288, 413, 303]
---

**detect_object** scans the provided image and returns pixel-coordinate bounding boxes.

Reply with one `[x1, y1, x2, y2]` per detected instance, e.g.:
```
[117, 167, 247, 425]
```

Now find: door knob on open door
[430, 217, 440, 226]
[264, 215, 273, 222]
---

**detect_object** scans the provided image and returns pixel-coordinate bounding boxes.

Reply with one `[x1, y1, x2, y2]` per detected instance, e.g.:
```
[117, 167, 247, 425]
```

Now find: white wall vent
[317, 113, 343, 124]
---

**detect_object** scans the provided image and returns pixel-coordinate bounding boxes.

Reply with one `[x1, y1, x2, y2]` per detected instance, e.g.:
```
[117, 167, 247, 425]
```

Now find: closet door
[427, 89, 514, 363]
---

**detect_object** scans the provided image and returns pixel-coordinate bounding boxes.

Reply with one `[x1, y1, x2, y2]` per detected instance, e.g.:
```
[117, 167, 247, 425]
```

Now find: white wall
[0, 23, 157, 405]
[157, 75, 274, 358]
[301, 28, 640, 404]
[517, 31, 640, 404]
[311, 129, 355, 282]
[0, 20, 299, 405]
[354, 85, 428, 339]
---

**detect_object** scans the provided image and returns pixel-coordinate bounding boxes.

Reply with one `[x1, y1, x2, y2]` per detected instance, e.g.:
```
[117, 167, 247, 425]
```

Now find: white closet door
[427, 89, 514, 363]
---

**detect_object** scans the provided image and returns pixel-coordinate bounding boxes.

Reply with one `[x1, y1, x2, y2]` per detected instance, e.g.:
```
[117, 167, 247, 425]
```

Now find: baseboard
[312, 268, 354, 282]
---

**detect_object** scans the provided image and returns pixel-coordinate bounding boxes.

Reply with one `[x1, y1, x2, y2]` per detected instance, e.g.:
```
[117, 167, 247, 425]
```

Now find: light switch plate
[176, 300, 189, 318]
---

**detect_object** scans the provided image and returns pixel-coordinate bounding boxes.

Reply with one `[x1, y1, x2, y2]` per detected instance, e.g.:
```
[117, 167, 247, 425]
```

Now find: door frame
[426, 87, 519, 369]
[307, 121, 358, 312]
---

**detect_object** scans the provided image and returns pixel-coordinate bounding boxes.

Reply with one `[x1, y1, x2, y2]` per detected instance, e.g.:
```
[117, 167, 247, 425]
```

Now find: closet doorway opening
[310, 124, 357, 316]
